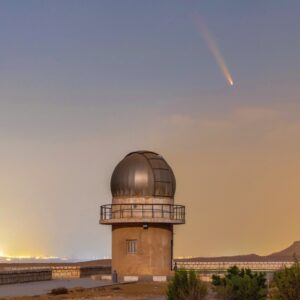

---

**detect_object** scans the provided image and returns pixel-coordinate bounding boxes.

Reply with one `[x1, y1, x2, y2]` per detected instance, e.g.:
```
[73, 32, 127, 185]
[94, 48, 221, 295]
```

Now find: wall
[0, 266, 111, 284]
[51, 266, 80, 279]
[80, 266, 111, 277]
[0, 270, 51, 285]
[112, 223, 173, 277]
[51, 266, 111, 279]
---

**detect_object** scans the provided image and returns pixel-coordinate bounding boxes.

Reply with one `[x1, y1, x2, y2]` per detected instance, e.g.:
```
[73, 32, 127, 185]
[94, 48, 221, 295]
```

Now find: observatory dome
[110, 151, 176, 198]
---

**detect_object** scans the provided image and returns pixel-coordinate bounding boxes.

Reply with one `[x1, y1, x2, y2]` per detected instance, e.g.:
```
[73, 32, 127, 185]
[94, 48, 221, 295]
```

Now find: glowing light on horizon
[0, 253, 60, 260]
[193, 14, 234, 86]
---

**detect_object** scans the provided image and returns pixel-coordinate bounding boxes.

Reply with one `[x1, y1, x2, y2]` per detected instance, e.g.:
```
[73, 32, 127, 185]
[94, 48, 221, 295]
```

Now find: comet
[193, 15, 234, 86]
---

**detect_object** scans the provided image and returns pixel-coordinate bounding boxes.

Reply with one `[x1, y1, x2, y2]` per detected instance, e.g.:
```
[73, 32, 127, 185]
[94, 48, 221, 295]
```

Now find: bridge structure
[176, 260, 293, 282]
[176, 261, 293, 273]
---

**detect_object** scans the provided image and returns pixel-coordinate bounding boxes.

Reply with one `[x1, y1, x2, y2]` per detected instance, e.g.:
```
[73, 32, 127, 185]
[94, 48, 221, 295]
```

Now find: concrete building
[100, 151, 185, 280]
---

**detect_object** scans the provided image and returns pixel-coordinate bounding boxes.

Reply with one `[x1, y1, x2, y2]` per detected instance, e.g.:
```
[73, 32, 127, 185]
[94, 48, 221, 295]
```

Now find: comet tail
[193, 15, 234, 86]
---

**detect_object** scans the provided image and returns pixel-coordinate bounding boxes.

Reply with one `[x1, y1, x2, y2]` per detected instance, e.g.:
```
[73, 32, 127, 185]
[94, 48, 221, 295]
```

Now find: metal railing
[100, 203, 185, 223]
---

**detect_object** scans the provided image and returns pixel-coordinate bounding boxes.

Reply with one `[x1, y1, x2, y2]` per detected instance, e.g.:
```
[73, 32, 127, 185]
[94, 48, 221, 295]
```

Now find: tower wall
[112, 223, 173, 276]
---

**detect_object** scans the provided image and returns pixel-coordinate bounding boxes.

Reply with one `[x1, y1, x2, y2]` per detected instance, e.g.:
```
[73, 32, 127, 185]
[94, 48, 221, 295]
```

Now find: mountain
[0, 258, 111, 270]
[268, 241, 300, 259]
[1, 241, 299, 267]
[176, 241, 300, 263]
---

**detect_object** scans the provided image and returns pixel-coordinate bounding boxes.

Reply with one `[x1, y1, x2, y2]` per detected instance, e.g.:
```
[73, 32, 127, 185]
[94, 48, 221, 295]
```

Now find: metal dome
[110, 151, 176, 198]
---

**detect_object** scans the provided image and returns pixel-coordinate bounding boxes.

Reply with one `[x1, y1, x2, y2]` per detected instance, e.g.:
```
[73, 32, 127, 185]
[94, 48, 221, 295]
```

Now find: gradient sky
[1, 0, 300, 259]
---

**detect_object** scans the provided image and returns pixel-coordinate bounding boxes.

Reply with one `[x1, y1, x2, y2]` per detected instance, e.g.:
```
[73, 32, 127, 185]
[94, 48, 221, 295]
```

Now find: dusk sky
[1, 1, 300, 260]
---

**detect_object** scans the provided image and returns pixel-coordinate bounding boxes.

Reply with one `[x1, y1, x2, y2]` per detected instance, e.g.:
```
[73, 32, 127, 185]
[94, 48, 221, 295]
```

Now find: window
[126, 240, 137, 254]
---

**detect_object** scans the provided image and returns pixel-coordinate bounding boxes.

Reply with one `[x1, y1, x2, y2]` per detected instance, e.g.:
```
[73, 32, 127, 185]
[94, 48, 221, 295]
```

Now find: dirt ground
[0, 282, 219, 300]
[0, 282, 167, 300]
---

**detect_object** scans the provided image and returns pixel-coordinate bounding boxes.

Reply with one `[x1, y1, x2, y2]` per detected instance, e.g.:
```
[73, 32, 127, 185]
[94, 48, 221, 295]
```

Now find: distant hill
[267, 241, 300, 260]
[176, 241, 300, 263]
[0, 258, 111, 270]
[1, 241, 299, 268]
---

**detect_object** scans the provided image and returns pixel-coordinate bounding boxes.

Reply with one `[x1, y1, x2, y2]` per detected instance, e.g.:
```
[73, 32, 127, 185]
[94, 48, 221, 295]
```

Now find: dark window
[126, 240, 137, 254]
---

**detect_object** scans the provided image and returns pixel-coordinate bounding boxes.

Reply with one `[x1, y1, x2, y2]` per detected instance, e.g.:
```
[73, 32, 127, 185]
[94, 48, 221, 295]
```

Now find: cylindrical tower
[100, 151, 185, 280]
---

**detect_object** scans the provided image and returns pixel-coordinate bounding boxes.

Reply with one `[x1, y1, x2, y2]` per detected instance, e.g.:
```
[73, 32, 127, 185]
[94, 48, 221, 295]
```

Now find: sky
[1, 0, 300, 259]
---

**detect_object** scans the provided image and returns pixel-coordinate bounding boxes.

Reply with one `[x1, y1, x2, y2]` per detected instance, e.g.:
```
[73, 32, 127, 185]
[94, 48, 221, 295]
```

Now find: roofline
[125, 150, 159, 157]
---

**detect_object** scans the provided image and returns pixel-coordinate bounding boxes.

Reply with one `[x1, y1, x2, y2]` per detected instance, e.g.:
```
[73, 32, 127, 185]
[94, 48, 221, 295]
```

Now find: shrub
[271, 258, 300, 299]
[167, 268, 207, 300]
[212, 266, 267, 300]
[49, 286, 69, 295]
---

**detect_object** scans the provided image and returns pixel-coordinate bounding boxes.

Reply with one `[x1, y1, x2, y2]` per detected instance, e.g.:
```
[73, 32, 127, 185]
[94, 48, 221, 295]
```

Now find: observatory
[100, 151, 185, 280]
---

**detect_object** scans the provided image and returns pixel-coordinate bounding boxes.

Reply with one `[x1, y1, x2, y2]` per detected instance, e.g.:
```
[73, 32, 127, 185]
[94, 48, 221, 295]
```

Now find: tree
[212, 266, 267, 300]
[271, 258, 300, 299]
[167, 269, 208, 300]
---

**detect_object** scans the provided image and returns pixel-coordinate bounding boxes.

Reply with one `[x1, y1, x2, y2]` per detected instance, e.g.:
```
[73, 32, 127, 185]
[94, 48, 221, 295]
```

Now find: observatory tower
[100, 151, 185, 280]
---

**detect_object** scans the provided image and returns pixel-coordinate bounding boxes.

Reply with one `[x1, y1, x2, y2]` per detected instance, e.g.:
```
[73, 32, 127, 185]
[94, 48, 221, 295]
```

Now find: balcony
[100, 203, 185, 225]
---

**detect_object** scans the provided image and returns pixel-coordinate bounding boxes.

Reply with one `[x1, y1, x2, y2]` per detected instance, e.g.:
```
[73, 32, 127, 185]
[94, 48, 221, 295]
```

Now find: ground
[0, 282, 166, 300]
[0, 281, 218, 300]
